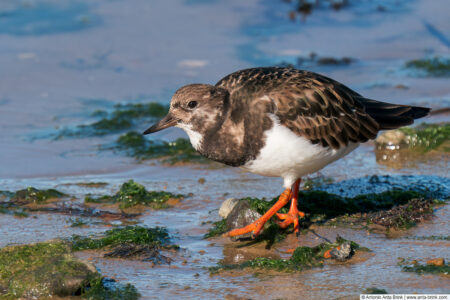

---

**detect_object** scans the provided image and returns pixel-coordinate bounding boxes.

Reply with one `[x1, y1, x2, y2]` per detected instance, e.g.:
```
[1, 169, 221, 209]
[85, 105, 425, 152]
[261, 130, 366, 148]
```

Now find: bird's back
[216, 67, 430, 149]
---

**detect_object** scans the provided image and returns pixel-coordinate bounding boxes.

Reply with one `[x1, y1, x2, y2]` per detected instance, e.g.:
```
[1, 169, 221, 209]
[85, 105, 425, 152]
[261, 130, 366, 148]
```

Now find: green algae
[250, 189, 429, 220]
[70, 217, 88, 227]
[406, 235, 450, 241]
[70, 226, 177, 264]
[279, 52, 354, 69]
[402, 263, 450, 275]
[70, 226, 172, 251]
[405, 56, 450, 77]
[206, 189, 435, 238]
[10, 187, 67, 204]
[57, 102, 168, 138]
[82, 278, 140, 300]
[368, 198, 434, 229]
[203, 219, 227, 239]
[399, 123, 450, 152]
[210, 237, 363, 273]
[72, 182, 108, 188]
[0, 241, 96, 298]
[364, 287, 388, 294]
[85, 180, 184, 209]
[0, 241, 140, 299]
[112, 131, 208, 164]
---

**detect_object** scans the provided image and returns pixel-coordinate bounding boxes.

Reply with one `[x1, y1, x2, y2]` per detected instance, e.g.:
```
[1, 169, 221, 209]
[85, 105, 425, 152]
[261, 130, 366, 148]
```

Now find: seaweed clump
[112, 131, 208, 164]
[250, 189, 430, 220]
[10, 187, 67, 204]
[405, 56, 450, 77]
[81, 278, 140, 300]
[399, 123, 450, 152]
[57, 102, 168, 138]
[400, 259, 450, 275]
[206, 189, 434, 239]
[70, 226, 178, 264]
[203, 219, 227, 239]
[85, 179, 184, 209]
[210, 236, 363, 273]
[279, 52, 354, 69]
[368, 198, 434, 229]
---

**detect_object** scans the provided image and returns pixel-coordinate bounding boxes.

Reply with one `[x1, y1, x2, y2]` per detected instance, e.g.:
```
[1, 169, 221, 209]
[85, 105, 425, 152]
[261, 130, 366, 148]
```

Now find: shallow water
[0, 0, 449, 299]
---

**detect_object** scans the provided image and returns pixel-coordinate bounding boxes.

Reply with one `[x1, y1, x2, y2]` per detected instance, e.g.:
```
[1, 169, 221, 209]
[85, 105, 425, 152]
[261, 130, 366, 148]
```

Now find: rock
[427, 258, 445, 266]
[219, 198, 239, 219]
[0, 241, 97, 298]
[375, 130, 406, 146]
[226, 200, 262, 240]
[329, 241, 352, 261]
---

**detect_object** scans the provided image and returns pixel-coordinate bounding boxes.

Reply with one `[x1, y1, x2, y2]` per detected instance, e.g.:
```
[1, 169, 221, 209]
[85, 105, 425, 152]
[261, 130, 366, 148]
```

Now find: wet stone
[219, 198, 239, 219]
[226, 200, 262, 240]
[329, 241, 352, 262]
[0, 241, 97, 298]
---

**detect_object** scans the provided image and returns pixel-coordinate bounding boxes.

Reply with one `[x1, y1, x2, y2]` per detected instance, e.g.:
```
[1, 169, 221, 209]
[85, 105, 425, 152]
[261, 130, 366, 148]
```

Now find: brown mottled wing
[216, 67, 381, 149]
[270, 74, 380, 149]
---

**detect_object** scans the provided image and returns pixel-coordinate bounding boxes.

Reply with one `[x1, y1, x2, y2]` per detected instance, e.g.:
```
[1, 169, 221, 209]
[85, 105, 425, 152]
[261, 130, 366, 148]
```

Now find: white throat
[176, 123, 203, 150]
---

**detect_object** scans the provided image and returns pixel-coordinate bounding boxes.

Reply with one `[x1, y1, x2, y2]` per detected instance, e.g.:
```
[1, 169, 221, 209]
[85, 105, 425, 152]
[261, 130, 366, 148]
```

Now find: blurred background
[0, 0, 448, 298]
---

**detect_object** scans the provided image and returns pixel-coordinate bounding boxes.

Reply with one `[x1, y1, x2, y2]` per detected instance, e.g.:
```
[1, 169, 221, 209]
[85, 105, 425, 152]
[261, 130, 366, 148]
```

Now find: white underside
[242, 115, 359, 188]
[176, 123, 203, 150]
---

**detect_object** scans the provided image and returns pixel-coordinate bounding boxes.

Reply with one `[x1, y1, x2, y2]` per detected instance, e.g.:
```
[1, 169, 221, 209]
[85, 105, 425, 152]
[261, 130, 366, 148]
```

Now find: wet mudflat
[0, 0, 449, 299]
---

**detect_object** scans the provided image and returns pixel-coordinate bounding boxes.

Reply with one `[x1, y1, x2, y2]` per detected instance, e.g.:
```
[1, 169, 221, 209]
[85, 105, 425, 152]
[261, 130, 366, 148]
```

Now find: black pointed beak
[143, 114, 178, 135]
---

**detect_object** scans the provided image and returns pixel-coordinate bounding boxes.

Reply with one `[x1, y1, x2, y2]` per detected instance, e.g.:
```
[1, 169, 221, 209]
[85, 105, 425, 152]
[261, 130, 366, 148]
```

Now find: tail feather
[359, 98, 431, 130]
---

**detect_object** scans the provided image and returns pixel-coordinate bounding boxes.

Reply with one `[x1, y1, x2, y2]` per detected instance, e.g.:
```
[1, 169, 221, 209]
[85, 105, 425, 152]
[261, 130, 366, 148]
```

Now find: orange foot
[275, 181, 305, 235]
[224, 188, 293, 239]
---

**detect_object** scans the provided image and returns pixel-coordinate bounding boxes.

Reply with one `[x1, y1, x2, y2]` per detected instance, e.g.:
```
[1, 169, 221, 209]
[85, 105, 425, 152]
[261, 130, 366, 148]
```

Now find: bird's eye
[187, 101, 198, 109]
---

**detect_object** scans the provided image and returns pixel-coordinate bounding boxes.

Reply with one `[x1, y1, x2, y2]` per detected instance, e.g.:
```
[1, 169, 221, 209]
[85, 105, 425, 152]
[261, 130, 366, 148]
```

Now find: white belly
[242, 115, 359, 188]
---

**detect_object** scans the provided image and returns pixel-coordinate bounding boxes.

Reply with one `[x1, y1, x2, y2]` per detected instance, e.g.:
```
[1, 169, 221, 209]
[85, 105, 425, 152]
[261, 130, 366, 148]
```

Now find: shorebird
[144, 67, 430, 238]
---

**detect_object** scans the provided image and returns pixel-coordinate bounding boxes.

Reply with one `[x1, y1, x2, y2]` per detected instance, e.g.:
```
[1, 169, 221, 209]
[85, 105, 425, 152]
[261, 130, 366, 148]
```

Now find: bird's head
[143, 84, 230, 147]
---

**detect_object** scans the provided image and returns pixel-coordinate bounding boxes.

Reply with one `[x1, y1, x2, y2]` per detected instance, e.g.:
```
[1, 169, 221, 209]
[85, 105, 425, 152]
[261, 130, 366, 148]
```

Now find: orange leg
[224, 188, 293, 238]
[275, 179, 305, 235]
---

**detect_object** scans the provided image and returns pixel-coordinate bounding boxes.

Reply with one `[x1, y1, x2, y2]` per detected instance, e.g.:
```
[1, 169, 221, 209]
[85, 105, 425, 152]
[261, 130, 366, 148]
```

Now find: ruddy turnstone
[144, 67, 430, 237]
